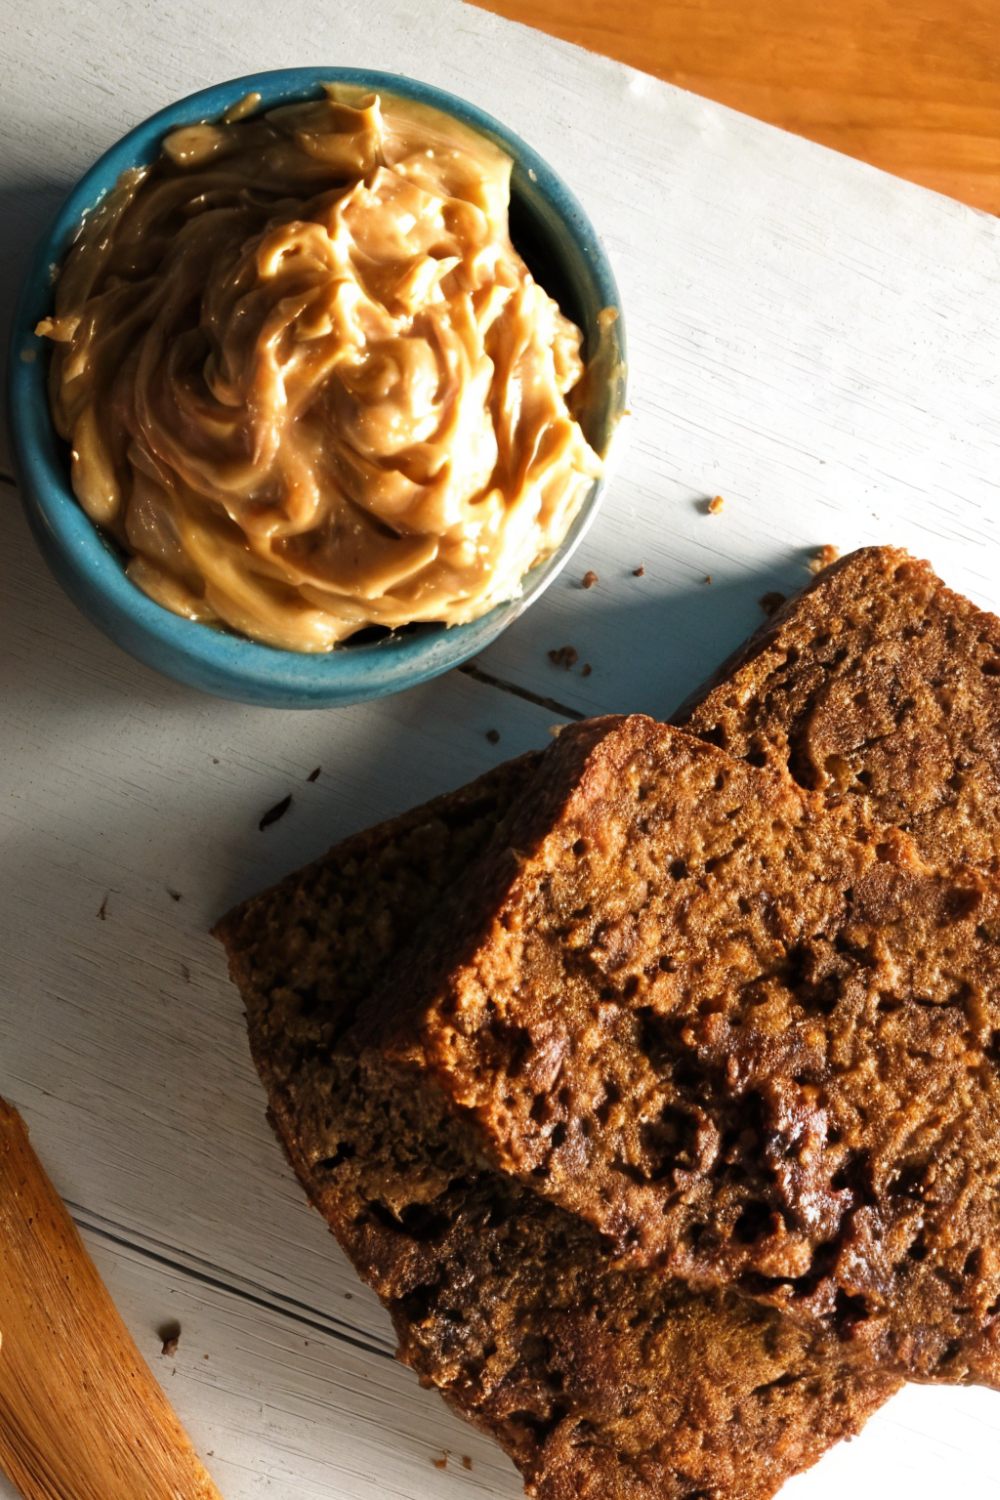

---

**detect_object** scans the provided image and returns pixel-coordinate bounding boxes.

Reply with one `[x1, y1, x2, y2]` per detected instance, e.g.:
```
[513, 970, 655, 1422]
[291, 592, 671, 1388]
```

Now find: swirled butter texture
[40, 88, 603, 650]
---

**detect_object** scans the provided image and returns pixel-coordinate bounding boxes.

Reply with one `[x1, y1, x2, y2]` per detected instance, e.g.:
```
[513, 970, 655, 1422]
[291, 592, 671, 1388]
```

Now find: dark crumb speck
[167, 888, 182, 902]
[581, 663, 593, 678]
[486, 729, 501, 744]
[344, 1291, 353, 1299]
[581, 569, 598, 589]
[461, 1455, 473, 1471]
[432, 1452, 449, 1471]
[158, 1319, 181, 1357]
[259, 794, 293, 831]
[306, 766, 321, 783]
[180, 964, 191, 983]
[548, 645, 579, 669]
[97, 893, 109, 921]
[704, 575, 712, 585]
[632, 564, 645, 577]
[759, 591, 787, 618]
[212, 757, 219, 765]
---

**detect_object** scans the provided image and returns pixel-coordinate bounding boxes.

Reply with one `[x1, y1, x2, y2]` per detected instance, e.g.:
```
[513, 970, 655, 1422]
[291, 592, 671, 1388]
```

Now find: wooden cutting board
[467, 0, 1000, 215]
[1, 0, 999, 1496]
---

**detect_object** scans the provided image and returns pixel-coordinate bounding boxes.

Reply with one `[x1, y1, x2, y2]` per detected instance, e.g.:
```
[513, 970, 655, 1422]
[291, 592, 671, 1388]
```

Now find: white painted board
[2, 0, 1000, 1494]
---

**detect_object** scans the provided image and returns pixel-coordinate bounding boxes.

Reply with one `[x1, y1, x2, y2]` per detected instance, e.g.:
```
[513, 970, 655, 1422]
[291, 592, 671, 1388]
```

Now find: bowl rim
[6, 66, 627, 706]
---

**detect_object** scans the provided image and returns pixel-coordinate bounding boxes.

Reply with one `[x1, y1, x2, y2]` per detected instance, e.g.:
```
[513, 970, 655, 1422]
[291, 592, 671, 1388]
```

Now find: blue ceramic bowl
[7, 69, 626, 708]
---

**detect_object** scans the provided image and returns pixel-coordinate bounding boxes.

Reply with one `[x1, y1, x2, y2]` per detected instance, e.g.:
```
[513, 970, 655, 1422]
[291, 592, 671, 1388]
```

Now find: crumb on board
[97, 893, 109, 921]
[158, 1320, 181, 1358]
[759, 591, 787, 618]
[306, 766, 321, 783]
[632, 564, 645, 577]
[707, 495, 725, 516]
[581, 569, 599, 589]
[167, 888, 182, 902]
[581, 663, 593, 678]
[432, 1451, 449, 1471]
[809, 543, 840, 574]
[704, 575, 712, 585]
[180, 964, 191, 983]
[259, 794, 293, 831]
[212, 757, 220, 764]
[344, 1291, 353, 1299]
[485, 728, 501, 744]
[548, 645, 579, 669]
[461, 1455, 473, 1471]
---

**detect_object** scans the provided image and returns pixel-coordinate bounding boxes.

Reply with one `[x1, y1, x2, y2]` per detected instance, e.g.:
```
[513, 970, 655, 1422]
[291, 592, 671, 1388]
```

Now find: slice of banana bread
[677, 545, 1000, 873]
[350, 715, 1000, 1386]
[215, 761, 899, 1500]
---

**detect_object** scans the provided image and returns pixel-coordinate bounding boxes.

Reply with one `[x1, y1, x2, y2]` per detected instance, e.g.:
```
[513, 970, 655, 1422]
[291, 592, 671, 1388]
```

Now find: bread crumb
[461, 1455, 473, 1470]
[158, 1320, 181, 1357]
[704, 575, 712, 585]
[485, 728, 501, 744]
[581, 663, 592, 678]
[259, 793, 293, 831]
[809, 543, 840, 574]
[97, 893, 109, 921]
[548, 645, 579, 669]
[759, 591, 787, 618]
[167, 888, 182, 902]
[707, 495, 725, 516]
[581, 570, 598, 589]
[306, 766, 321, 783]
[632, 564, 645, 577]
[432, 1451, 449, 1471]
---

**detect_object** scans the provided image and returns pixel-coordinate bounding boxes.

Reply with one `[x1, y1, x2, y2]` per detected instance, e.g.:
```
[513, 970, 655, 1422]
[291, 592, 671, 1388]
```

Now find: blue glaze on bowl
[7, 69, 626, 708]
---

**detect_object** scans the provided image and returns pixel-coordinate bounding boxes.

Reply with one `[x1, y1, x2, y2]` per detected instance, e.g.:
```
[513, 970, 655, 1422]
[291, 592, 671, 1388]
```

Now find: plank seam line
[66, 1200, 397, 1362]
[458, 661, 585, 720]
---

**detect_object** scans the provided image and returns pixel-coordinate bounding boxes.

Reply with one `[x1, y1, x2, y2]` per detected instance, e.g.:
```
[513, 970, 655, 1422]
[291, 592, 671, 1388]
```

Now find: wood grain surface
[3, 0, 1000, 1495]
[0, 1100, 222, 1500]
[468, 0, 1000, 213]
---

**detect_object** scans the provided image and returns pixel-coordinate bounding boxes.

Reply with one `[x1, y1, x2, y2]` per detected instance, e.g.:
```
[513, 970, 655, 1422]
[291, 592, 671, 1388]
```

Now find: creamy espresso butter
[40, 87, 603, 651]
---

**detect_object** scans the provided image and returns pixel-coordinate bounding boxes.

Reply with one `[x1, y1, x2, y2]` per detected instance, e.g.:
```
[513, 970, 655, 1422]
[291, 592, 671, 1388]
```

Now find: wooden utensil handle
[0, 1097, 223, 1500]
